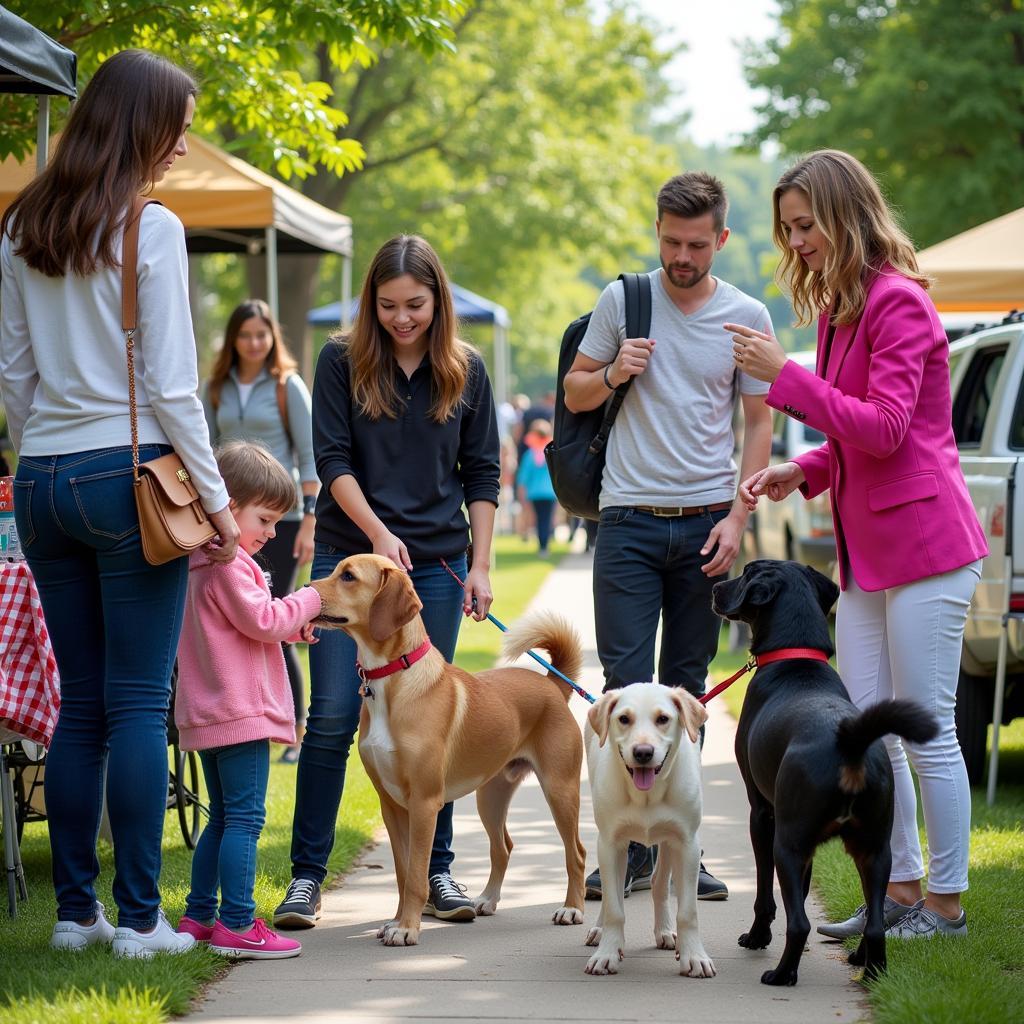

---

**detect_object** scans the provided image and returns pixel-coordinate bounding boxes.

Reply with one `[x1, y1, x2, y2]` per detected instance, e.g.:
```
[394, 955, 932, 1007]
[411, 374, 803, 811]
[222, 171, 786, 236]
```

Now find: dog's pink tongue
[632, 767, 655, 791]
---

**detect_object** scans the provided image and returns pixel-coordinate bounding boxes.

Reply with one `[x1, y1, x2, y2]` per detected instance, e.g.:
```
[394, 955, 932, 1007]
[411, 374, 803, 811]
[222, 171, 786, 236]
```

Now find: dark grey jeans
[592, 506, 729, 696]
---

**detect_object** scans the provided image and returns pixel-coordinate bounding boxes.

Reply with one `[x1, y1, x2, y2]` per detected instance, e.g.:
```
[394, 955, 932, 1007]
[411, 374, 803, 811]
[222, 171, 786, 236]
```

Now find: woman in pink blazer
[728, 150, 987, 941]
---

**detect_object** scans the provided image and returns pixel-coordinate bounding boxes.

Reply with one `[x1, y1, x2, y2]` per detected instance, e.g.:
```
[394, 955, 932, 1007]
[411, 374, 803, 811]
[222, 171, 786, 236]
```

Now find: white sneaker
[51, 900, 116, 950]
[112, 909, 197, 958]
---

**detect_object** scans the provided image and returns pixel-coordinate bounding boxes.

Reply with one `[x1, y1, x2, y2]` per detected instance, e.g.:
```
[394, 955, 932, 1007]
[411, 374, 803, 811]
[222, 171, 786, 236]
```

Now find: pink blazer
[766, 267, 987, 591]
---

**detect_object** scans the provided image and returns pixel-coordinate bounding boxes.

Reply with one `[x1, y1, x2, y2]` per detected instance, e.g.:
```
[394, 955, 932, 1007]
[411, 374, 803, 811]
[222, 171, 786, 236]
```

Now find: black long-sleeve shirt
[311, 341, 500, 561]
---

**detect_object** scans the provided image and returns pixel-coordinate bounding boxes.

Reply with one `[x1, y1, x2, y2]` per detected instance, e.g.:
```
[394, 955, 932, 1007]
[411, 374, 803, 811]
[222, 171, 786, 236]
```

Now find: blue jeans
[14, 446, 188, 929]
[290, 546, 467, 883]
[592, 507, 729, 696]
[186, 741, 270, 929]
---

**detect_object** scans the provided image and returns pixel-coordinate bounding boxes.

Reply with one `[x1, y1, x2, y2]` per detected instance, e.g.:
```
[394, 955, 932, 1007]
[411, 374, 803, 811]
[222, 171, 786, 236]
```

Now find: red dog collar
[357, 637, 433, 682]
[699, 647, 830, 705]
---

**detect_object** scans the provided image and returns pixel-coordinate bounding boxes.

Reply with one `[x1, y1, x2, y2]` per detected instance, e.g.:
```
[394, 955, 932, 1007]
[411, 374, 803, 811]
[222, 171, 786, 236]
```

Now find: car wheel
[955, 669, 992, 786]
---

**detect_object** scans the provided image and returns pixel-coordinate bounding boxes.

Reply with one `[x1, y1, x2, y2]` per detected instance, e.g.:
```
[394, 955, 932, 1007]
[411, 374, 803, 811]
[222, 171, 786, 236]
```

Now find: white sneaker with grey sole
[51, 900, 116, 950]
[816, 895, 914, 940]
[112, 909, 197, 958]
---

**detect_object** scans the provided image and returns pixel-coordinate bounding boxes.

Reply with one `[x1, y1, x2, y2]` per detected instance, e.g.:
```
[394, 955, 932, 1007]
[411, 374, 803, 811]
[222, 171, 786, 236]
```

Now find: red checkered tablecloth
[1, 562, 61, 747]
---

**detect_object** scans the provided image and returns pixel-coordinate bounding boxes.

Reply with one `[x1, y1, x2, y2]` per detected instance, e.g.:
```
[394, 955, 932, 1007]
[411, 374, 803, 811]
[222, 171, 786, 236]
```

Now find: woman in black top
[274, 235, 500, 928]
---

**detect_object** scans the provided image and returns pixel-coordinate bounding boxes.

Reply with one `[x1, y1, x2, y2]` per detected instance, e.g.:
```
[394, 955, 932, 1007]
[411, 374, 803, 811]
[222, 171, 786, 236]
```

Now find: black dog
[711, 560, 938, 987]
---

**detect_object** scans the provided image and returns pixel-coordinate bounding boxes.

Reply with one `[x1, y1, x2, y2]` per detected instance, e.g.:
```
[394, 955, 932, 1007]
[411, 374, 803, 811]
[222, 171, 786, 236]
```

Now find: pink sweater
[175, 547, 322, 751]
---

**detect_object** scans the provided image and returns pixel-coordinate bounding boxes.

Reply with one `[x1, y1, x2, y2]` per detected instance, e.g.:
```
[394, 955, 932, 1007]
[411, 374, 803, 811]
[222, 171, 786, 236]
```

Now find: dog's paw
[677, 946, 716, 978]
[473, 895, 498, 917]
[379, 924, 419, 946]
[761, 966, 798, 986]
[552, 906, 583, 926]
[584, 946, 623, 975]
[848, 941, 866, 966]
[375, 919, 399, 939]
[738, 926, 772, 950]
[584, 926, 602, 947]
[655, 928, 676, 950]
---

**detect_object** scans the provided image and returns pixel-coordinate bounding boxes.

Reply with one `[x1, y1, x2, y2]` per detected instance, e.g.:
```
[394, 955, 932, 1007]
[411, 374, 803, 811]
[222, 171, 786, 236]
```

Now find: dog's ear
[587, 692, 619, 747]
[368, 567, 423, 642]
[801, 564, 839, 615]
[714, 563, 780, 618]
[669, 689, 708, 744]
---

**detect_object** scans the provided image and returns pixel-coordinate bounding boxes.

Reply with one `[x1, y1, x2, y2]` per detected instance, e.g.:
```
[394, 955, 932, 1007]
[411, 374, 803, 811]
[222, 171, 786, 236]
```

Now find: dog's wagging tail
[501, 612, 583, 703]
[835, 699, 939, 793]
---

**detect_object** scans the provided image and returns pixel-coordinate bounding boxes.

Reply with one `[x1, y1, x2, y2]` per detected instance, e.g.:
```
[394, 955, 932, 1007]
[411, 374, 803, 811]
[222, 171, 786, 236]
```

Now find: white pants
[835, 560, 982, 893]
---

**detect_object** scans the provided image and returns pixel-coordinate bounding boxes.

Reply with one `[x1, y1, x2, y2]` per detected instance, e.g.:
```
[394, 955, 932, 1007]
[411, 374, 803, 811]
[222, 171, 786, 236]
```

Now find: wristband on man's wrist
[603, 363, 617, 390]
[302, 494, 317, 516]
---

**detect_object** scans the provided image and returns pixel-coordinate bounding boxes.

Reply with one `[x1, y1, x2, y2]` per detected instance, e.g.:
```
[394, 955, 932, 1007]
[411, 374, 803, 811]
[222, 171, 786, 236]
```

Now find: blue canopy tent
[309, 283, 512, 403]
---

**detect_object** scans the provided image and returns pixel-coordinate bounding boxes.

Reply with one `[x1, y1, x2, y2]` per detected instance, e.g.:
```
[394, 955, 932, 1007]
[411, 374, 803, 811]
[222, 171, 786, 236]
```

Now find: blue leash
[439, 558, 596, 704]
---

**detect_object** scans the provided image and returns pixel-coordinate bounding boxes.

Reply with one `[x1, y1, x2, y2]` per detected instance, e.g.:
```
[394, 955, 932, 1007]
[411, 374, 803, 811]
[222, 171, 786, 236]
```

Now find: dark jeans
[290, 546, 467, 884]
[530, 498, 555, 552]
[186, 740, 270, 929]
[15, 445, 188, 929]
[592, 506, 729, 696]
[257, 519, 305, 725]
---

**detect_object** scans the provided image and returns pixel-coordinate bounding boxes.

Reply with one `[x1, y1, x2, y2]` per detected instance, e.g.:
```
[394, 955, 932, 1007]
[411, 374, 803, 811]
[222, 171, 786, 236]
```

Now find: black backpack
[544, 272, 652, 520]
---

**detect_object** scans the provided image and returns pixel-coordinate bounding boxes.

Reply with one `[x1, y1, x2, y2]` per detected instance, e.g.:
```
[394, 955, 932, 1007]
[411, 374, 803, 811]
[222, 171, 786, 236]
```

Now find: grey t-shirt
[578, 270, 772, 509]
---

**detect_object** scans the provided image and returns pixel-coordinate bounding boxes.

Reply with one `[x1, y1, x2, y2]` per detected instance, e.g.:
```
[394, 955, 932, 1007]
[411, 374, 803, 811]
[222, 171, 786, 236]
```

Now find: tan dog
[584, 683, 715, 978]
[308, 554, 587, 946]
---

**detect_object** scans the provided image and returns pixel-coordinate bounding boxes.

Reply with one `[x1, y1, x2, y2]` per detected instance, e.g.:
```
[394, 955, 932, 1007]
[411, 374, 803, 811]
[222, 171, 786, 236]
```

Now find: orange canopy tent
[0, 135, 353, 319]
[918, 208, 1024, 313]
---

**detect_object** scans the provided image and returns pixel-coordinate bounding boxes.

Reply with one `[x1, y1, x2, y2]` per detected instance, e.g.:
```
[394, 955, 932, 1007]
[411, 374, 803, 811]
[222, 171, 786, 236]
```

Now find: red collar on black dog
[699, 647, 830, 706]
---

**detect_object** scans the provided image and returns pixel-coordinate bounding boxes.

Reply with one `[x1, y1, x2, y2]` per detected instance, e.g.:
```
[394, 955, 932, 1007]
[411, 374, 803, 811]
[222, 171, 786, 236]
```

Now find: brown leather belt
[634, 500, 733, 518]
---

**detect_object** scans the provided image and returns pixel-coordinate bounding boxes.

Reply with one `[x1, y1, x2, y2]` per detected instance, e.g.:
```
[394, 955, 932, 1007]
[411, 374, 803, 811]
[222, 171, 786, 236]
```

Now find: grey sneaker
[424, 873, 476, 922]
[885, 899, 967, 939]
[817, 895, 914, 940]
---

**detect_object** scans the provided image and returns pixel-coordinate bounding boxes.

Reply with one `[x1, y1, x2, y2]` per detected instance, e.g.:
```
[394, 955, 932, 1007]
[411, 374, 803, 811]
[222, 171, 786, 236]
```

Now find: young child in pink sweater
[174, 441, 322, 959]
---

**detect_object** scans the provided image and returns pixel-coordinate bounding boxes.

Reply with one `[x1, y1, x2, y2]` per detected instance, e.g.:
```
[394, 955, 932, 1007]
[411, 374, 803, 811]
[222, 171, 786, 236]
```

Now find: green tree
[744, 0, 1024, 247]
[0, 0, 466, 174]
[264, 0, 679, 389]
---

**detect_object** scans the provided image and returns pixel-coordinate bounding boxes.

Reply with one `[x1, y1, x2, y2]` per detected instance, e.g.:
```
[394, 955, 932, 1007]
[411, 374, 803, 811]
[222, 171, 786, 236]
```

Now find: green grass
[709, 627, 1024, 1020]
[0, 535, 564, 1022]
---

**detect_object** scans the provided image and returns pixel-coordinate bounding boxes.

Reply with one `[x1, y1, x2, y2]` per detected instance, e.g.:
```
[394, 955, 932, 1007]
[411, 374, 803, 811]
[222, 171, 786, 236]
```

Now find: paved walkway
[187, 548, 868, 1023]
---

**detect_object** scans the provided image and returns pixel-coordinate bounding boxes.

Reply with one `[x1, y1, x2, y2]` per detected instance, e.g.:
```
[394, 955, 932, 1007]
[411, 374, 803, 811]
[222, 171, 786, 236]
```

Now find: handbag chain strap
[121, 196, 163, 482]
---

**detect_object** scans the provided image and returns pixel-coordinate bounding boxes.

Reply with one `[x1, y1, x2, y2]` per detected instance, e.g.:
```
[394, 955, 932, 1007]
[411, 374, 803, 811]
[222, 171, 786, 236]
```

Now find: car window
[953, 346, 1007, 447]
[948, 349, 965, 384]
[1008, 373, 1024, 451]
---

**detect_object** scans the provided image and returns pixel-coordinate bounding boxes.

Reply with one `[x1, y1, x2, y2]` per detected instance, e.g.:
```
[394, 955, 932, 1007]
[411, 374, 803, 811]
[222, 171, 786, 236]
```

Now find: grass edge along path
[710, 630, 1024, 1024]
[0, 535, 566, 1023]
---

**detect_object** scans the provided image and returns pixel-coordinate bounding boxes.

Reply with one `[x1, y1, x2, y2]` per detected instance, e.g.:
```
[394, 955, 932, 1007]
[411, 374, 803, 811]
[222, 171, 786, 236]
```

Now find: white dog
[583, 682, 716, 978]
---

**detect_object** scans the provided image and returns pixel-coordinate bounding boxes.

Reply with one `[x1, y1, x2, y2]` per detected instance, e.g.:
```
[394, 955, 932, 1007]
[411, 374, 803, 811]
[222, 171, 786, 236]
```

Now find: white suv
[948, 313, 1024, 783]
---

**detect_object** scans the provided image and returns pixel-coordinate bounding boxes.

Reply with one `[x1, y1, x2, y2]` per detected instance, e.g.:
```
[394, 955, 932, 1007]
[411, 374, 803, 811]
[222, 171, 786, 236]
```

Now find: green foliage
[744, 0, 1024, 247]
[309, 0, 681, 394]
[0, 0, 466, 177]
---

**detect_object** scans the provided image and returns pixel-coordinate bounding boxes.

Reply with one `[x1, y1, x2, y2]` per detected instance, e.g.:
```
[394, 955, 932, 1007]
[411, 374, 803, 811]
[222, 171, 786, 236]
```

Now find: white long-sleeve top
[0, 203, 228, 512]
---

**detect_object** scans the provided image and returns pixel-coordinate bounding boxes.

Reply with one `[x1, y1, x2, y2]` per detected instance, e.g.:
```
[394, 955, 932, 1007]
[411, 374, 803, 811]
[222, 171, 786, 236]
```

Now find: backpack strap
[587, 272, 652, 456]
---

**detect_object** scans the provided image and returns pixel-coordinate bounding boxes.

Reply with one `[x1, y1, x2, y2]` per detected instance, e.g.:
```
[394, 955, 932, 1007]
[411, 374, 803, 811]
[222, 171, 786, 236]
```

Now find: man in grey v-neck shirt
[563, 171, 774, 902]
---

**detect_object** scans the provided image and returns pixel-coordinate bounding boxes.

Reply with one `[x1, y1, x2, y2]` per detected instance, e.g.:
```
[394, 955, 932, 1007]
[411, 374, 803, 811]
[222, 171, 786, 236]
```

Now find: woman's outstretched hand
[739, 462, 806, 510]
[373, 530, 413, 572]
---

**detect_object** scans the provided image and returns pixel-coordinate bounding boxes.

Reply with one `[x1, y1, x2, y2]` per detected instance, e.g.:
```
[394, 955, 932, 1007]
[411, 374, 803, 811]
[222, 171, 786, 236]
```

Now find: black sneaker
[585, 842, 654, 900]
[697, 861, 728, 901]
[273, 878, 322, 929]
[424, 873, 476, 922]
[628, 843, 657, 891]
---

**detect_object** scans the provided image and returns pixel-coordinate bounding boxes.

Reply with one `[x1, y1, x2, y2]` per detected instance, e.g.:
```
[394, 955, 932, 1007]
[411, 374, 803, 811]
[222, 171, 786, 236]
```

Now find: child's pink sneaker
[177, 916, 215, 942]
[209, 918, 301, 959]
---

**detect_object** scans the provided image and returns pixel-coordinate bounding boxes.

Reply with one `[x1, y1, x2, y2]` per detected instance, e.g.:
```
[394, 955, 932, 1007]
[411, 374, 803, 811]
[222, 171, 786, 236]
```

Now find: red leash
[699, 647, 830, 706]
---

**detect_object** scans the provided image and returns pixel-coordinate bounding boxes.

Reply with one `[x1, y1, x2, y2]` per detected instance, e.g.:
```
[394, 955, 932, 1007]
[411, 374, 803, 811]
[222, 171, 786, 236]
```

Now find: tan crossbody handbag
[123, 197, 216, 565]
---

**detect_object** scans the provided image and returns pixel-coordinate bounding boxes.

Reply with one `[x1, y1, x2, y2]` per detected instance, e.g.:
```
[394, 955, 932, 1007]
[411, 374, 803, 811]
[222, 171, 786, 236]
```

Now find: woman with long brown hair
[273, 235, 500, 929]
[728, 149, 986, 943]
[204, 299, 318, 763]
[0, 49, 238, 956]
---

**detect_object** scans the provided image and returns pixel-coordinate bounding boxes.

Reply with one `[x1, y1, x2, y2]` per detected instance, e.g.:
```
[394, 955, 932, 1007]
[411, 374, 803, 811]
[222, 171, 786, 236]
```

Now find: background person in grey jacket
[204, 300, 319, 763]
